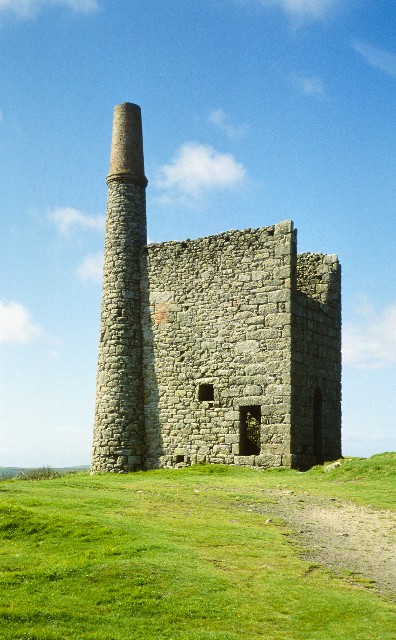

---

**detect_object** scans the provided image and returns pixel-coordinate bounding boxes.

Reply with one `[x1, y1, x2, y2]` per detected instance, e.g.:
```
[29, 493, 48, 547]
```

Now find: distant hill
[0, 465, 90, 478]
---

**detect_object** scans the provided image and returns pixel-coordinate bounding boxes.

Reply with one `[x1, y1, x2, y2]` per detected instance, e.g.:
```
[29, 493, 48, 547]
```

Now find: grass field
[0, 454, 395, 640]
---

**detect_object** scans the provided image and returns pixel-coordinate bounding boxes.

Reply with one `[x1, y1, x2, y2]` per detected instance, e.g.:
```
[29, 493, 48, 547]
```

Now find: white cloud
[156, 142, 246, 199]
[208, 109, 247, 140]
[291, 73, 325, 97]
[237, 0, 339, 22]
[0, 299, 42, 345]
[0, 0, 98, 19]
[48, 207, 105, 236]
[58, 0, 98, 10]
[343, 301, 396, 369]
[352, 40, 396, 79]
[278, 0, 337, 19]
[76, 252, 103, 283]
[47, 349, 60, 360]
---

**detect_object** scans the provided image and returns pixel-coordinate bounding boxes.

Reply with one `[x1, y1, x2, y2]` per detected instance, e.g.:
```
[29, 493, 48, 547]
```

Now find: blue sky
[0, 0, 395, 467]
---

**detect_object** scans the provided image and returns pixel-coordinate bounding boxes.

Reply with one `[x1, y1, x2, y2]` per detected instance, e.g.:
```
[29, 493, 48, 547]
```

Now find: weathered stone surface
[91, 104, 342, 473]
[91, 104, 147, 473]
[291, 252, 342, 468]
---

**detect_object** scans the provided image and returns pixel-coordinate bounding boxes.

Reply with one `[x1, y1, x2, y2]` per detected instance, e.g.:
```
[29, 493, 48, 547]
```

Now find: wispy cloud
[352, 40, 396, 79]
[0, 0, 99, 19]
[208, 109, 247, 140]
[291, 73, 325, 97]
[0, 299, 42, 345]
[48, 207, 105, 236]
[343, 299, 396, 369]
[156, 142, 246, 201]
[236, 0, 339, 22]
[76, 252, 103, 283]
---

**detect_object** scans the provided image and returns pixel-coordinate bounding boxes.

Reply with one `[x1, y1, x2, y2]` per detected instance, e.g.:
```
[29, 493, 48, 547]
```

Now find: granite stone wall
[91, 103, 342, 473]
[91, 181, 147, 472]
[291, 252, 342, 468]
[141, 221, 296, 469]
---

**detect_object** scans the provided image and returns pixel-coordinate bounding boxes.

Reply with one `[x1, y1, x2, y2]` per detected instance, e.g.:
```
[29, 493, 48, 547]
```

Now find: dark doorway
[313, 388, 323, 464]
[239, 406, 261, 455]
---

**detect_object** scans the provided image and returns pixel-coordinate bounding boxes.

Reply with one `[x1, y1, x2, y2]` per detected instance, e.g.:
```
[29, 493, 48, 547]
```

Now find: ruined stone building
[91, 103, 341, 473]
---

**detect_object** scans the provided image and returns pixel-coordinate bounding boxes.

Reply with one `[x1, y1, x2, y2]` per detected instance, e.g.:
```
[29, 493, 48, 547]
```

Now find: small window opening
[313, 388, 323, 465]
[175, 455, 184, 463]
[239, 406, 261, 455]
[198, 383, 214, 402]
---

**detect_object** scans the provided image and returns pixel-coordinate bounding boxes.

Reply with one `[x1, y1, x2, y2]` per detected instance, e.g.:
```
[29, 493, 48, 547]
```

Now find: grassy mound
[0, 455, 394, 639]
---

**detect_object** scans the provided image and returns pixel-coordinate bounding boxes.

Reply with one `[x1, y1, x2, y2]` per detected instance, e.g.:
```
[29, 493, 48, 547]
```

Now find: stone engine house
[91, 103, 342, 473]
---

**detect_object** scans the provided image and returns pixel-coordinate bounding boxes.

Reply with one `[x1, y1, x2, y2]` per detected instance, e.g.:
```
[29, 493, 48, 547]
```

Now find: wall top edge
[297, 252, 340, 263]
[146, 219, 294, 249]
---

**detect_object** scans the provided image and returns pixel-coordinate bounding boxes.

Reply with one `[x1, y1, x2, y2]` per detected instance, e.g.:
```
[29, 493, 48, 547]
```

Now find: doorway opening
[239, 406, 261, 455]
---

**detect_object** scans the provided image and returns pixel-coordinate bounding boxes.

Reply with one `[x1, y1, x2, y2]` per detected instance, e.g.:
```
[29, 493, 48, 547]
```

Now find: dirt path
[245, 490, 396, 600]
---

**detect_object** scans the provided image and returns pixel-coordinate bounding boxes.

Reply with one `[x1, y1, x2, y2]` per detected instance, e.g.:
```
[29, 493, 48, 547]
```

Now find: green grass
[0, 454, 394, 639]
[251, 452, 396, 509]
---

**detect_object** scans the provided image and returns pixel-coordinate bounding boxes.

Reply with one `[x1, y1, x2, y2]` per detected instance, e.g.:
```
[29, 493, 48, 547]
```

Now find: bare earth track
[245, 490, 396, 600]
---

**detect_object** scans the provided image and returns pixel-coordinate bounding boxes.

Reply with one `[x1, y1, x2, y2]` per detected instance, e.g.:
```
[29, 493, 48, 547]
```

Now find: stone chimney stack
[91, 103, 147, 472]
[108, 102, 146, 184]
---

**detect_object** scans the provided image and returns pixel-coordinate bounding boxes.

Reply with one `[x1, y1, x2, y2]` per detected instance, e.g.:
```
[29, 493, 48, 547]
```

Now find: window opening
[175, 455, 184, 463]
[198, 383, 214, 402]
[313, 388, 323, 464]
[239, 406, 261, 455]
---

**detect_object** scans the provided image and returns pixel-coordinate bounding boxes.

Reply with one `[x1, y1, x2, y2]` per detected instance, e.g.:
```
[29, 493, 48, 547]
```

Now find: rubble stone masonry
[91, 103, 341, 472]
